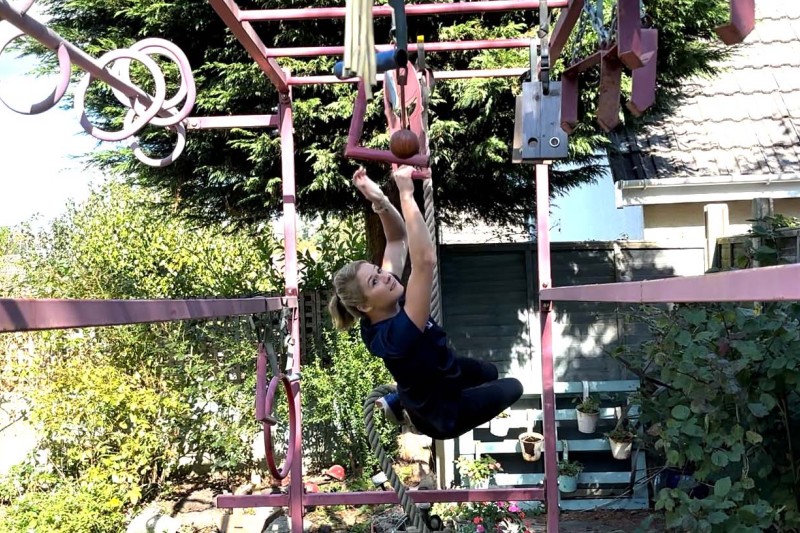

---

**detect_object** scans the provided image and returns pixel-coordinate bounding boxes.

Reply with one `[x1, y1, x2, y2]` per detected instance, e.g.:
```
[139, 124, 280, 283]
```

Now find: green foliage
[432, 500, 533, 533]
[575, 394, 600, 413]
[456, 455, 503, 484]
[25, 0, 731, 232]
[1, 477, 126, 533]
[616, 301, 800, 532]
[739, 214, 800, 268]
[299, 215, 367, 291]
[300, 329, 397, 473]
[557, 460, 583, 477]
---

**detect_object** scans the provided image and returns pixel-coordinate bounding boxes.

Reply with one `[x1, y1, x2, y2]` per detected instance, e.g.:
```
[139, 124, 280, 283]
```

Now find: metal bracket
[512, 80, 569, 162]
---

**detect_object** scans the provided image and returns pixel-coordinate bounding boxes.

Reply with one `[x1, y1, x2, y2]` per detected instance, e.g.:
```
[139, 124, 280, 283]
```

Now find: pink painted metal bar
[0, 297, 297, 333]
[617, 0, 646, 70]
[216, 487, 546, 508]
[626, 29, 658, 116]
[540, 263, 800, 303]
[241, 0, 569, 22]
[0, 0, 176, 120]
[535, 164, 560, 533]
[288, 68, 528, 86]
[208, 0, 289, 93]
[549, 0, 584, 63]
[266, 38, 531, 58]
[278, 96, 305, 533]
[185, 115, 279, 129]
[715, 0, 755, 45]
[344, 82, 429, 168]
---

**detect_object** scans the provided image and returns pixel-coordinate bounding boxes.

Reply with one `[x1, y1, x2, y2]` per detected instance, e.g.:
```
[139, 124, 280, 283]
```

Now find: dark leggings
[409, 357, 524, 440]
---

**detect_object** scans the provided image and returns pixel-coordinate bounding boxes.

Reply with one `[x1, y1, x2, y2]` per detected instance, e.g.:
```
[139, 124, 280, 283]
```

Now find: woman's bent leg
[411, 377, 523, 440]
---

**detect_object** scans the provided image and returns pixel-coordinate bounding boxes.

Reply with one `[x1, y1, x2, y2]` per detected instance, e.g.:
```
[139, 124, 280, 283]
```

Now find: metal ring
[263, 374, 297, 480]
[111, 38, 196, 127]
[124, 109, 187, 167]
[74, 48, 166, 142]
[0, 31, 71, 115]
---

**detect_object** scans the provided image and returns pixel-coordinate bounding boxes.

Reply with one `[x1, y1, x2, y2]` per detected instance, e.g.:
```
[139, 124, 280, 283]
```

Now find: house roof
[610, 0, 800, 182]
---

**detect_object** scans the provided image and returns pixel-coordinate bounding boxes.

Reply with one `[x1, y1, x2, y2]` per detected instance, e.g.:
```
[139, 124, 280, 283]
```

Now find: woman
[328, 165, 523, 440]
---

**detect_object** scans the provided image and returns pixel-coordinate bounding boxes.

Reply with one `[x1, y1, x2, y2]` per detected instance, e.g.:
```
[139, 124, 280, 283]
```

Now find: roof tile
[614, 0, 800, 180]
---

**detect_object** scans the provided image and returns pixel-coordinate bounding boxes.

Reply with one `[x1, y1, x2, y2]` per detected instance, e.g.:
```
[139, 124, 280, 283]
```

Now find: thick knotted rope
[364, 384, 430, 533]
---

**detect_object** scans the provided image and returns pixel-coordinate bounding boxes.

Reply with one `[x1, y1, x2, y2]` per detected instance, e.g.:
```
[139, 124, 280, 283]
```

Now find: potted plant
[456, 455, 503, 489]
[607, 426, 635, 460]
[575, 395, 600, 433]
[489, 410, 513, 437]
[557, 460, 583, 493]
[517, 431, 544, 462]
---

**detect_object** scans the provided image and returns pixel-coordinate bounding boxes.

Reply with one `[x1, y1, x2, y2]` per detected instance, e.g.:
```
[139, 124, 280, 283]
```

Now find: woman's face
[356, 263, 403, 311]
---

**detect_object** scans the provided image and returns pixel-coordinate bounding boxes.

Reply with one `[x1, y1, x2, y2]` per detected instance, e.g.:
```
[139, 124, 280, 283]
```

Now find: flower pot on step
[489, 417, 512, 437]
[558, 474, 578, 493]
[518, 432, 543, 461]
[608, 433, 634, 460]
[576, 408, 599, 434]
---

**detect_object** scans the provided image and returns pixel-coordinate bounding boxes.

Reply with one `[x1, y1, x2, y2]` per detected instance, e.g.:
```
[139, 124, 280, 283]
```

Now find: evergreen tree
[28, 0, 729, 233]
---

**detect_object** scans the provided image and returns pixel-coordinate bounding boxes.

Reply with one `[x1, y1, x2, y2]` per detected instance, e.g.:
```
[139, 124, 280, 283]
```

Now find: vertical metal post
[279, 89, 304, 532]
[535, 163, 559, 532]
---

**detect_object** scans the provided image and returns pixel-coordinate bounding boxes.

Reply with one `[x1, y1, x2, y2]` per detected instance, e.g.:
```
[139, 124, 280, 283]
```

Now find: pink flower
[508, 504, 520, 513]
[476, 526, 485, 533]
[473, 516, 482, 524]
[497, 501, 506, 508]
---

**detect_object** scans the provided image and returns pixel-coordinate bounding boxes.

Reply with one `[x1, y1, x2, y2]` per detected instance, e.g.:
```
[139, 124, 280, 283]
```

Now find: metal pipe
[288, 68, 528, 85]
[535, 163, 560, 533]
[278, 95, 304, 533]
[267, 38, 530, 58]
[216, 487, 547, 508]
[541, 263, 800, 303]
[0, 297, 297, 332]
[241, 0, 569, 21]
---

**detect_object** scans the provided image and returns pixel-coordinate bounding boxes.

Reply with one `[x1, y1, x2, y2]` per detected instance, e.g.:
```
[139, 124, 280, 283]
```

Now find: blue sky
[0, 34, 642, 240]
[1, 50, 101, 228]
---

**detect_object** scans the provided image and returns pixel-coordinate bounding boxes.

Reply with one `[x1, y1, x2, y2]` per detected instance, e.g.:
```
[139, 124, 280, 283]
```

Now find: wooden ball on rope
[389, 129, 420, 159]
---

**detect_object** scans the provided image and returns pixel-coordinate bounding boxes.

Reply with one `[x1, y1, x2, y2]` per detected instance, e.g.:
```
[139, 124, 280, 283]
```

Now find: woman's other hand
[352, 167, 385, 203]
[392, 165, 415, 197]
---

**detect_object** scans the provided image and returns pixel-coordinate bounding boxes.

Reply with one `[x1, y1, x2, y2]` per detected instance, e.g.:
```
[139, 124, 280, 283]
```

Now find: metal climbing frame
[0, 0, 763, 532]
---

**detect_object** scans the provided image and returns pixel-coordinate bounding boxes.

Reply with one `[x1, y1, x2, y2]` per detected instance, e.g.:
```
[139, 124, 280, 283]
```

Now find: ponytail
[328, 293, 357, 330]
[328, 260, 369, 330]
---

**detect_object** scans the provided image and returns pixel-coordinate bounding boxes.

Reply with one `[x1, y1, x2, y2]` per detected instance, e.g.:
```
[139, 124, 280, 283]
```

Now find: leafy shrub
[301, 329, 396, 473]
[618, 302, 800, 532]
[2, 477, 126, 533]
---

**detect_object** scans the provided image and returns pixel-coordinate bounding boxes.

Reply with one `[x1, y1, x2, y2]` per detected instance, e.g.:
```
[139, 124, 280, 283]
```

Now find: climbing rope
[344, 0, 377, 98]
[364, 384, 430, 533]
[422, 179, 441, 325]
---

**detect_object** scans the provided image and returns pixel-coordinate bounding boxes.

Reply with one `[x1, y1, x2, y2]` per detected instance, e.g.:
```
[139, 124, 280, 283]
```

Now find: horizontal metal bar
[266, 38, 531, 58]
[216, 487, 546, 509]
[540, 263, 800, 303]
[495, 472, 632, 485]
[185, 115, 279, 129]
[241, 1, 569, 22]
[0, 297, 297, 332]
[288, 68, 528, 86]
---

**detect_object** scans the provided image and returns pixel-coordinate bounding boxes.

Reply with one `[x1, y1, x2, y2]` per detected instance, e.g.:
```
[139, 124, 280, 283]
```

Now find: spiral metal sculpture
[0, 0, 196, 167]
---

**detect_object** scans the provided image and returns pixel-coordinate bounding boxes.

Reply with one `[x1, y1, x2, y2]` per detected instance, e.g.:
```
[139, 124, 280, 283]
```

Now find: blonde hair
[328, 260, 369, 330]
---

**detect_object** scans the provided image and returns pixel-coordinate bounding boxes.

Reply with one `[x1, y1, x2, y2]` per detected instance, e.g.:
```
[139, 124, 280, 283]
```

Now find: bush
[301, 329, 397, 474]
[2, 477, 126, 533]
[617, 302, 800, 531]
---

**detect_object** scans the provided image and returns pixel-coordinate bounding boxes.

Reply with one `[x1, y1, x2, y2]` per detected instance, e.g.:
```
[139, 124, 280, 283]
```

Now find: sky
[1, 50, 102, 228]
[0, 19, 642, 240]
